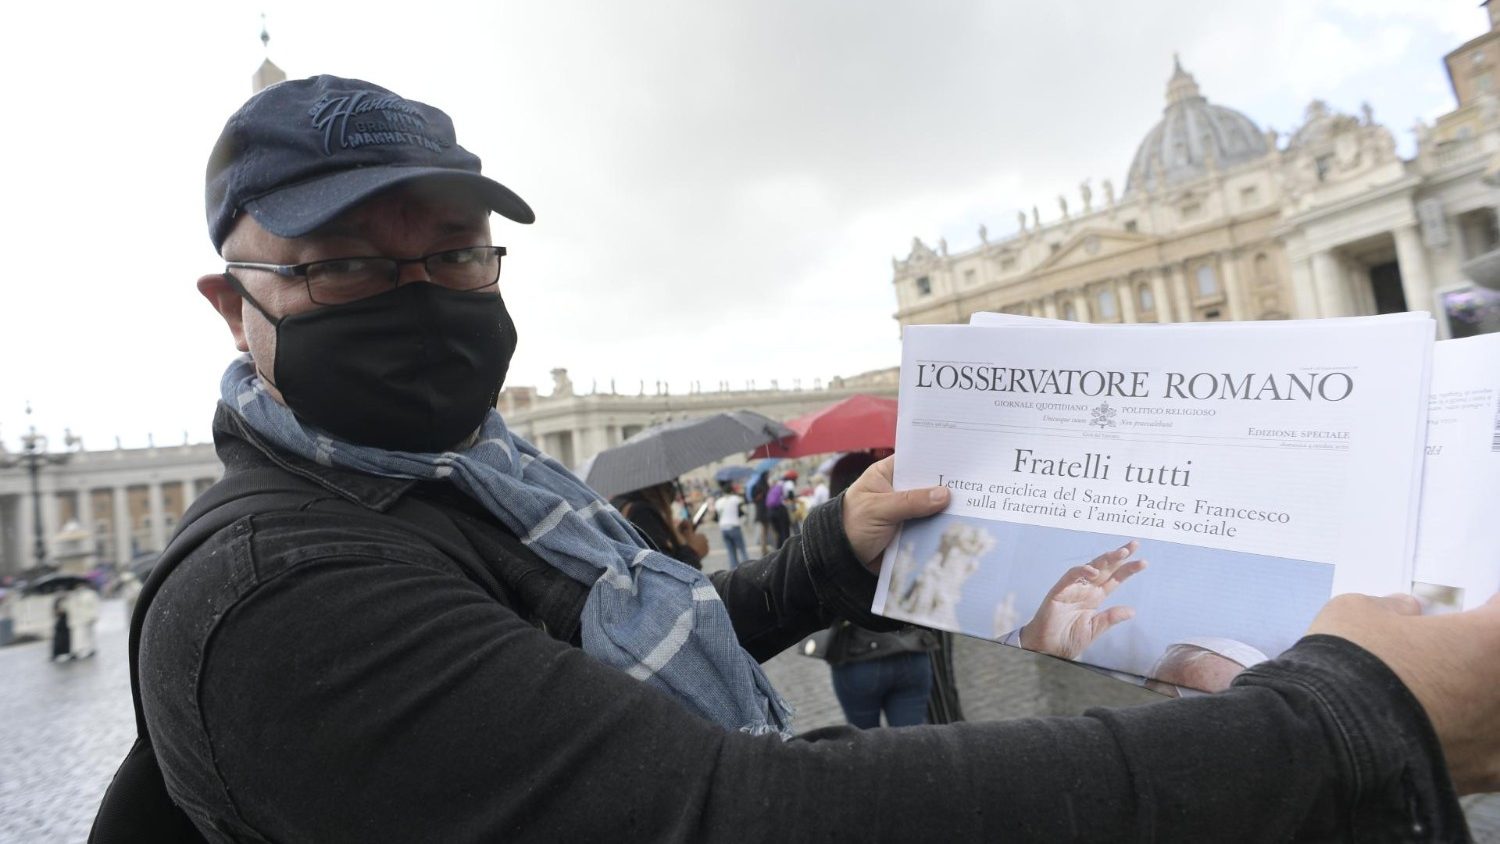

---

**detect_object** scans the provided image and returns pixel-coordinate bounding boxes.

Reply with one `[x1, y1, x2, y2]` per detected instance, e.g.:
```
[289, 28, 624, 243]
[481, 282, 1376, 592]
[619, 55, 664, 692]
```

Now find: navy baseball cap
[206, 75, 534, 251]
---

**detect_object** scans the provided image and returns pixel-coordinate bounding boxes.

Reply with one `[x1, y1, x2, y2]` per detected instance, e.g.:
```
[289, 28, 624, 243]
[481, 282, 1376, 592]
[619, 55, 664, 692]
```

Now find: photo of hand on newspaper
[877, 513, 1336, 693]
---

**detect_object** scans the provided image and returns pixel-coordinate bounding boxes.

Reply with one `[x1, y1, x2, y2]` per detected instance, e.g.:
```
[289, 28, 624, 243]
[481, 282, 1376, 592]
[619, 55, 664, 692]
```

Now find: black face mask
[231, 278, 518, 452]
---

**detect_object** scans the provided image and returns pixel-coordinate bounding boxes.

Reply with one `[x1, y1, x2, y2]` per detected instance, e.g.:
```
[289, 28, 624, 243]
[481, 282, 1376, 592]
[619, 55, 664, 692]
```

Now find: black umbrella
[21, 573, 97, 595]
[582, 411, 793, 500]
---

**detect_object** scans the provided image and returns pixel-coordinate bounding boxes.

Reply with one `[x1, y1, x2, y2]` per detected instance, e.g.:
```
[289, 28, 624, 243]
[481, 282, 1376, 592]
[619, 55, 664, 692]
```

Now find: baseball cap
[206, 75, 534, 251]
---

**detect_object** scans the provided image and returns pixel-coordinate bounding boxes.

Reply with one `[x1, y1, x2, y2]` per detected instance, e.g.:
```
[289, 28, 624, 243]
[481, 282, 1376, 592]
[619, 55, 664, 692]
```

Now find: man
[809, 474, 830, 509]
[137, 75, 1499, 841]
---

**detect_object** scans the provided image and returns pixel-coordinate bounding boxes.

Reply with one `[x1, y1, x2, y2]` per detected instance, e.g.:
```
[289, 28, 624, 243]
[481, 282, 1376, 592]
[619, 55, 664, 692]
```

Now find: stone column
[1116, 277, 1138, 323]
[40, 478, 61, 557]
[1219, 253, 1245, 321]
[1310, 251, 1347, 317]
[1150, 271, 1174, 322]
[76, 485, 94, 538]
[1170, 266, 1194, 322]
[148, 481, 167, 552]
[1344, 260, 1375, 315]
[1041, 295, 1059, 319]
[1072, 290, 1091, 323]
[1289, 258, 1318, 318]
[185, 478, 204, 506]
[113, 485, 131, 564]
[0, 496, 14, 574]
[1393, 224, 1435, 314]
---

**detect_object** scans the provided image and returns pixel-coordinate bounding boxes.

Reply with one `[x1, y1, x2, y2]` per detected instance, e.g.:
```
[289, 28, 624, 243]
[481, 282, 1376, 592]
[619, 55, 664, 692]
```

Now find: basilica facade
[891, 18, 1500, 339]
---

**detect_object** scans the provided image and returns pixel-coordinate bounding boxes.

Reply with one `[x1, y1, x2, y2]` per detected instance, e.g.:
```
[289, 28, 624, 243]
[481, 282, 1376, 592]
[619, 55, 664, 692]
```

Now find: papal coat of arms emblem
[1091, 401, 1117, 428]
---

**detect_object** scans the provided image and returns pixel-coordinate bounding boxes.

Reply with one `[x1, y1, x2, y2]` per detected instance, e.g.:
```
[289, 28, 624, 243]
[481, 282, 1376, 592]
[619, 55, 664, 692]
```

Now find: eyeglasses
[225, 246, 506, 305]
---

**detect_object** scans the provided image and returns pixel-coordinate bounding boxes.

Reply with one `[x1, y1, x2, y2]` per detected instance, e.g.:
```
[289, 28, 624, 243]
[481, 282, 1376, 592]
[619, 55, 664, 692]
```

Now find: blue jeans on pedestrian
[720, 526, 747, 569]
[829, 651, 933, 729]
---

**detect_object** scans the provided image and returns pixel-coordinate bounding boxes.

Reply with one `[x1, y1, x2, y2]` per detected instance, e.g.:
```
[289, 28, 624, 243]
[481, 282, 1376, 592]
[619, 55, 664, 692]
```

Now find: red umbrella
[752, 395, 898, 458]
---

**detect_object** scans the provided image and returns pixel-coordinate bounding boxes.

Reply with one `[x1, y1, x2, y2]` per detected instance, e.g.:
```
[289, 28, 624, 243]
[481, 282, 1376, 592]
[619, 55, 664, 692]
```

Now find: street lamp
[0, 403, 73, 570]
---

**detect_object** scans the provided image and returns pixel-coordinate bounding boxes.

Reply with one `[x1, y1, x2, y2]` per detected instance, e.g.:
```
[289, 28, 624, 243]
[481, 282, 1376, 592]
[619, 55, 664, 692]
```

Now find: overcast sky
[0, 1, 1484, 449]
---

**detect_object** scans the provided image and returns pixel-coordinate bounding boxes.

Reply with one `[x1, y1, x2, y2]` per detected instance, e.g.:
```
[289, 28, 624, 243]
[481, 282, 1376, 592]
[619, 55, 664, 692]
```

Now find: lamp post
[1, 404, 72, 570]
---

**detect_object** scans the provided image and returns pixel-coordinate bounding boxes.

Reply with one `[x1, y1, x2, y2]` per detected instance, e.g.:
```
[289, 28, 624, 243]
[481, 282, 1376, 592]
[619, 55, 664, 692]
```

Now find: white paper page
[874, 319, 1432, 685]
[969, 311, 1434, 329]
[967, 311, 1436, 600]
[1412, 332, 1500, 612]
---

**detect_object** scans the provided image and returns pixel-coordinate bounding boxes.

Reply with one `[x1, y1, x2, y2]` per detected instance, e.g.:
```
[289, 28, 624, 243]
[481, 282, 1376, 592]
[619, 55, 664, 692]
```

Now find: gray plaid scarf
[222, 356, 792, 736]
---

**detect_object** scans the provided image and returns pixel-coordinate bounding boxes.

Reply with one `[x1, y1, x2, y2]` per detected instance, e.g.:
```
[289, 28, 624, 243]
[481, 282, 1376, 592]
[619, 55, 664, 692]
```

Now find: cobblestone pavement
[4, 574, 1497, 841]
[1, 601, 135, 843]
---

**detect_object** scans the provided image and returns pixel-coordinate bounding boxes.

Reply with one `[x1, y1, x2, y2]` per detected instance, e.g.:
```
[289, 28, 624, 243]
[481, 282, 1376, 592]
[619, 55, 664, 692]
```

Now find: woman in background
[822, 451, 941, 728]
[612, 481, 709, 570]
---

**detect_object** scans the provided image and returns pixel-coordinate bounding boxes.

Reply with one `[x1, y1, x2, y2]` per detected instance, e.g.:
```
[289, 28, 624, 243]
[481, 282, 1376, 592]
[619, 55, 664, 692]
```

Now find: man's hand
[840, 456, 950, 569]
[1308, 592, 1500, 795]
[1018, 541, 1147, 660]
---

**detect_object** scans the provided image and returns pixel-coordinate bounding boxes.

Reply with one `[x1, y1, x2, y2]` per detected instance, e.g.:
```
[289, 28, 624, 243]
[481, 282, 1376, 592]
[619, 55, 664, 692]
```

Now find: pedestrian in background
[64, 585, 100, 659]
[749, 473, 772, 555]
[781, 470, 801, 536]
[50, 597, 71, 663]
[809, 475, 830, 509]
[119, 571, 143, 625]
[765, 473, 791, 548]
[713, 484, 748, 569]
[612, 481, 709, 569]
[820, 451, 939, 728]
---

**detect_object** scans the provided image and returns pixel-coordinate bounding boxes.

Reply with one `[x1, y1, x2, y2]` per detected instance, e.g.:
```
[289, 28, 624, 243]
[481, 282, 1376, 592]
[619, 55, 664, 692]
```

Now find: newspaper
[1412, 332, 1500, 612]
[970, 311, 1498, 613]
[873, 315, 1434, 693]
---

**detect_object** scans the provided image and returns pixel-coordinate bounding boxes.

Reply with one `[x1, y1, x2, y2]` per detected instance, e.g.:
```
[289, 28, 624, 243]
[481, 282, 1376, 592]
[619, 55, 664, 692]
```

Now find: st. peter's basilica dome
[1124, 57, 1269, 195]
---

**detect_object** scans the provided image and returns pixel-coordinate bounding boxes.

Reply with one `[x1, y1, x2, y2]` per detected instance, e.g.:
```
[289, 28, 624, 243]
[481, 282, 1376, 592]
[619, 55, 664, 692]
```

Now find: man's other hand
[1308, 592, 1500, 795]
[840, 456, 950, 570]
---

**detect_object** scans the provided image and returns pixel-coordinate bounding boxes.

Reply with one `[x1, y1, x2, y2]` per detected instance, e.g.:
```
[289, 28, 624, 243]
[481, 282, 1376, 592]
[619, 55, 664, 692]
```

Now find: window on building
[1124, 220, 1138, 232]
[1000, 256, 1016, 271]
[1314, 154, 1334, 182]
[963, 268, 977, 286]
[1050, 243, 1061, 254]
[1480, 74, 1494, 93]
[1195, 265, 1220, 298]
[1181, 202, 1202, 221]
[1240, 186, 1260, 208]
[1096, 289, 1118, 319]
[915, 276, 932, 296]
[1138, 284, 1154, 313]
[1062, 301, 1077, 320]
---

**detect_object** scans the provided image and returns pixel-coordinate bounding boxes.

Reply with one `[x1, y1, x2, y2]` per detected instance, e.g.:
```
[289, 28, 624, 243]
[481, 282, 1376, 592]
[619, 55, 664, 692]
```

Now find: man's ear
[198, 273, 249, 352]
